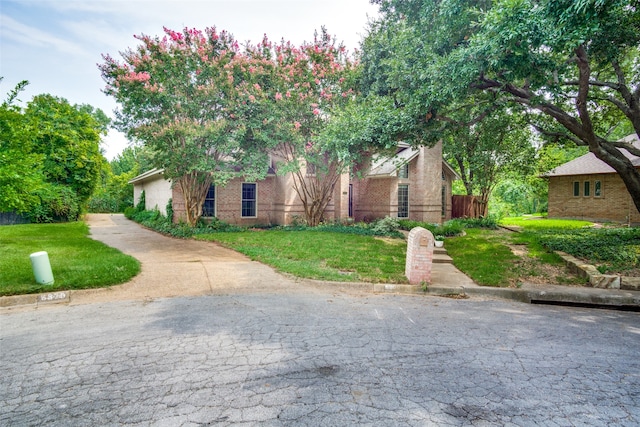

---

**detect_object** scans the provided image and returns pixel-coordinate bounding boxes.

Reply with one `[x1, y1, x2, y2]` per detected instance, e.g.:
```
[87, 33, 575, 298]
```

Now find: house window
[398, 184, 409, 218]
[573, 181, 580, 197]
[441, 185, 447, 217]
[398, 163, 409, 179]
[202, 184, 215, 217]
[584, 181, 590, 197]
[594, 180, 602, 197]
[242, 183, 257, 217]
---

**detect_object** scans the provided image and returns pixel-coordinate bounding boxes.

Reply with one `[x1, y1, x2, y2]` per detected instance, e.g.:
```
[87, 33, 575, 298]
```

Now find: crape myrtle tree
[101, 27, 259, 226]
[260, 29, 359, 227]
[371, 0, 640, 212]
[101, 26, 358, 227]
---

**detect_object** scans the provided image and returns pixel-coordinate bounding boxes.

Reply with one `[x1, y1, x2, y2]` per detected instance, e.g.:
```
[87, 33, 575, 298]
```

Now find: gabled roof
[369, 146, 420, 177]
[367, 145, 461, 180]
[129, 168, 165, 184]
[544, 134, 640, 177]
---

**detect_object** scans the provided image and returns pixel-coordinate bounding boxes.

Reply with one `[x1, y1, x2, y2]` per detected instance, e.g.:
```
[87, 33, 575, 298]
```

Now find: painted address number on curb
[38, 292, 68, 302]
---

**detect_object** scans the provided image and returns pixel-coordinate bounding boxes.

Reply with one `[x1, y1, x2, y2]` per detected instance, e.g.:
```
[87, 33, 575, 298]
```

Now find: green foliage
[0, 221, 139, 296]
[398, 218, 491, 236]
[371, 215, 400, 235]
[27, 183, 80, 223]
[126, 207, 241, 238]
[1, 81, 107, 221]
[25, 94, 105, 204]
[101, 26, 362, 227]
[368, 0, 640, 212]
[166, 198, 174, 223]
[0, 82, 46, 214]
[534, 228, 640, 272]
[136, 190, 146, 212]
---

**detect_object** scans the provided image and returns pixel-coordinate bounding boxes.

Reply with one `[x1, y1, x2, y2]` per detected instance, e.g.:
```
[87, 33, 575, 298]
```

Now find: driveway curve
[76, 214, 308, 305]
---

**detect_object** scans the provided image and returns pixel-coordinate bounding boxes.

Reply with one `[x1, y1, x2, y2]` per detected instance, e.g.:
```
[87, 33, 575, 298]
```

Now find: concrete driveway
[73, 214, 316, 305]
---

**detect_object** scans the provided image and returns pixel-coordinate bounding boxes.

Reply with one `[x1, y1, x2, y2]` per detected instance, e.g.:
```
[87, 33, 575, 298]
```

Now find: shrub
[371, 216, 400, 235]
[136, 190, 146, 212]
[451, 216, 499, 229]
[534, 227, 640, 271]
[28, 184, 80, 223]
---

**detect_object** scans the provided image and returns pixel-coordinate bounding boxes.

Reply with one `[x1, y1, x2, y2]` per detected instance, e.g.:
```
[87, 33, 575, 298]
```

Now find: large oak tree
[370, 0, 640, 211]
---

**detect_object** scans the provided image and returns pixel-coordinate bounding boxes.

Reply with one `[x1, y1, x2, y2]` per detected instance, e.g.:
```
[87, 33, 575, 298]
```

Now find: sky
[0, 0, 380, 159]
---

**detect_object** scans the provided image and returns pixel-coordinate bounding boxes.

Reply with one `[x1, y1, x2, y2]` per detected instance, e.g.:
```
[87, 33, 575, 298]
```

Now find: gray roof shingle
[543, 134, 640, 177]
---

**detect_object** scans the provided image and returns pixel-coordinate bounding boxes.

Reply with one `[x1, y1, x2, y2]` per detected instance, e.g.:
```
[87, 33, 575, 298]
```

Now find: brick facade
[352, 142, 454, 224]
[548, 172, 640, 225]
[138, 144, 454, 226]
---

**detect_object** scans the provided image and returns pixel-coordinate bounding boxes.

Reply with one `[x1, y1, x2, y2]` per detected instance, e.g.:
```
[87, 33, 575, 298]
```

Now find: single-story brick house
[544, 134, 640, 224]
[130, 141, 459, 225]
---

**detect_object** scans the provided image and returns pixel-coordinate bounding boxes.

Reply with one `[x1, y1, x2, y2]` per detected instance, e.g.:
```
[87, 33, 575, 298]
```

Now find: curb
[3, 279, 639, 311]
[0, 290, 70, 308]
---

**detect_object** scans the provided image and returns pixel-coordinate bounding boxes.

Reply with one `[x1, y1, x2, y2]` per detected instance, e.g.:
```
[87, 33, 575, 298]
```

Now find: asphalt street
[1, 290, 639, 426]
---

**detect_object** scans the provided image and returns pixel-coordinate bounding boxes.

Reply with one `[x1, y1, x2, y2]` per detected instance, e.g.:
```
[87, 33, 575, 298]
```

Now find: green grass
[499, 216, 593, 229]
[0, 222, 140, 296]
[444, 229, 522, 287]
[196, 230, 408, 283]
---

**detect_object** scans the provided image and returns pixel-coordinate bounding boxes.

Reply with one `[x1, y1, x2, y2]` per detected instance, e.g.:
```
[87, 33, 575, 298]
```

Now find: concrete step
[433, 247, 453, 264]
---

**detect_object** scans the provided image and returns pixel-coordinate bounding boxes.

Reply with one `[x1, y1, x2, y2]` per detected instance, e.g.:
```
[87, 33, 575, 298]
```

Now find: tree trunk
[177, 171, 212, 227]
[291, 160, 342, 227]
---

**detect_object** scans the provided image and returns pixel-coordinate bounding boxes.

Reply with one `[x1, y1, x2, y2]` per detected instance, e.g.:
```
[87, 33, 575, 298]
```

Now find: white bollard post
[30, 251, 55, 285]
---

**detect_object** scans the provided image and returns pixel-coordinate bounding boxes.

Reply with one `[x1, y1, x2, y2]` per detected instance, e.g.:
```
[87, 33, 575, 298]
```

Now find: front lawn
[0, 222, 140, 296]
[499, 215, 593, 230]
[196, 230, 408, 283]
[445, 228, 586, 287]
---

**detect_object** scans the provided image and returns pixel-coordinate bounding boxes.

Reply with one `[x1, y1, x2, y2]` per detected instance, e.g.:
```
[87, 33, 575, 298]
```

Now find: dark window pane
[242, 183, 256, 217]
[398, 185, 409, 218]
[202, 185, 215, 217]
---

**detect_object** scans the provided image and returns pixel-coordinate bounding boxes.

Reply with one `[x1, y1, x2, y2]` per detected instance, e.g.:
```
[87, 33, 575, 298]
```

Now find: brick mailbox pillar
[405, 227, 435, 285]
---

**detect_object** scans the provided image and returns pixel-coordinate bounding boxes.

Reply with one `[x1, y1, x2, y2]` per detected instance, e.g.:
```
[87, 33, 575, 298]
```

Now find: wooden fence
[451, 195, 486, 218]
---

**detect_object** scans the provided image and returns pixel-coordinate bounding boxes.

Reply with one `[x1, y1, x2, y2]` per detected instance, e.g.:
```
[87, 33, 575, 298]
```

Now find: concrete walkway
[1, 214, 639, 309]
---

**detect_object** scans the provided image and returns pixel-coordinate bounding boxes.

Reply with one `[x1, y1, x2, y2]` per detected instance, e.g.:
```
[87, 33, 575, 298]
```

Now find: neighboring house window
[584, 181, 590, 197]
[398, 184, 409, 218]
[202, 184, 215, 217]
[573, 181, 580, 197]
[242, 183, 257, 217]
[398, 163, 409, 179]
[594, 180, 602, 197]
[441, 185, 446, 218]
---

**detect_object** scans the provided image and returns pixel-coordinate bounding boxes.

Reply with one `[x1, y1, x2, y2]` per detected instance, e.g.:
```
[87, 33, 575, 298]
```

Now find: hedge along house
[544, 134, 640, 225]
[129, 142, 458, 225]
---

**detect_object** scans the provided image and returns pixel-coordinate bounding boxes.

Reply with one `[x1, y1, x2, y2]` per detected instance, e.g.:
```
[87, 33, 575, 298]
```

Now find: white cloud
[1, 0, 380, 159]
[0, 14, 89, 57]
